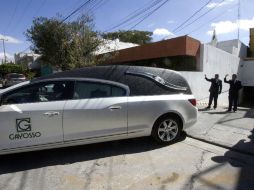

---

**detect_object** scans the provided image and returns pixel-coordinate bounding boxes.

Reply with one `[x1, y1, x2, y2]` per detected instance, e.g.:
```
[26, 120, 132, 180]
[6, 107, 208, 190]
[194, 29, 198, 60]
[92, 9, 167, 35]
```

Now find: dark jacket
[224, 78, 242, 95]
[205, 77, 222, 94]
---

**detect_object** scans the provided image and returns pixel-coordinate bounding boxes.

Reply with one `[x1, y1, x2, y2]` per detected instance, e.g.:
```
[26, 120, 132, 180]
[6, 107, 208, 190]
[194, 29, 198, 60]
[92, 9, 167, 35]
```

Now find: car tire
[151, 115, 182, 144]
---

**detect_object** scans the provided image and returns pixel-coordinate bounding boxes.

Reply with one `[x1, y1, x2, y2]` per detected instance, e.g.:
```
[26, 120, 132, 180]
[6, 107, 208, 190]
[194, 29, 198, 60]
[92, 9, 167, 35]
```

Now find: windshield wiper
[125, 71, 187, 91]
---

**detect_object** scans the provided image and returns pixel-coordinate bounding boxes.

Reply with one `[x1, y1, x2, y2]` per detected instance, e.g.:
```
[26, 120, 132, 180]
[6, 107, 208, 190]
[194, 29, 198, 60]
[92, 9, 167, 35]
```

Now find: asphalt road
[0, 136, 253, 190]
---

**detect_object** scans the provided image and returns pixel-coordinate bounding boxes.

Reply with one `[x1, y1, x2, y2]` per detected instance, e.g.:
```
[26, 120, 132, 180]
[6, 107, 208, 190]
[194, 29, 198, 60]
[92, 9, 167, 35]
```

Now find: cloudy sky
[0, 0, 253, 61]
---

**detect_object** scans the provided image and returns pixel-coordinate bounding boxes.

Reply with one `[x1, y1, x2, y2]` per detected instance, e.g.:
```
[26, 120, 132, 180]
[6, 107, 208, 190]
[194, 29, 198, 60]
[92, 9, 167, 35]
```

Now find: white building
[14, 52, 41, 70]
[95, 38, 138, 55]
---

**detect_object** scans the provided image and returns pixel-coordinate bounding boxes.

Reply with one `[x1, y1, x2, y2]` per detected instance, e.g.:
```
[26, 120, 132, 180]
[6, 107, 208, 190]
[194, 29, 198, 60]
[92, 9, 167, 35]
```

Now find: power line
[237, 0, 241, 40]
[19, 0, 156, 56]
[87, 0, 103, 12]
[187, 3, 238, 35]
[31, 0, 47, 18]
[103, 0, 157, 31]
[76, 0, 99, 17]
[104, 0, 165, 32]
[22, 0, 48, 33]
[129, 0, 171, 30]
[19, 46, 31, 54]
[175, 0, 226, 33]
[104, 2, 162, 31]
[122, 1, 167, 30]
[87, 0, 108, 14]
[4, 0, 21, 34]
[9, 0, 34, 55]
[79, 0, 106, 16]
[173, 0, 212, 32]
[19, 0, 95, 54]
[61, 0, 94, 23]
[12, 0, 33, 31]
[60, 0, 102, 22]
[61, 0, 83, 17]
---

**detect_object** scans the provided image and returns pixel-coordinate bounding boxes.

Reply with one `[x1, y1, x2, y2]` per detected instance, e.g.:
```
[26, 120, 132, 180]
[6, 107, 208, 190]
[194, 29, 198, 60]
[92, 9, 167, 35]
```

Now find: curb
[187, 134, 254, 157]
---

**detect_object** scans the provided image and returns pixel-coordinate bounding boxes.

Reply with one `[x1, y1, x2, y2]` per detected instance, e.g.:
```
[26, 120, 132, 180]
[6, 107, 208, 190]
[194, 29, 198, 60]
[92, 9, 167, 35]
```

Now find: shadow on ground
[198, 107, 228, 113]
[198, 108, 254, 129]
[213, 129, 254, 190]
[206, 111, 229, 115]
[185, 128, 254, 190]
[215, 109, 254, 129]
[0, 133, 186, 175]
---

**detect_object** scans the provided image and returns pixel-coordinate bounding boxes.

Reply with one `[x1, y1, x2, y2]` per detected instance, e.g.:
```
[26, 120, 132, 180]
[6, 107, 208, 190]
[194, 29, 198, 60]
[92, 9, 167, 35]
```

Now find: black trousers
[228, 93, 238, 111]
[208, 91, 218, 108]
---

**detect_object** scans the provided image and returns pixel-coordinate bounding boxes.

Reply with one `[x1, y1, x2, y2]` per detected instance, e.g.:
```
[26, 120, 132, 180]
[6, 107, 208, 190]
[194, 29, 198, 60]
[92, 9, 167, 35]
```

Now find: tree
[102, 30, 153, 45]
[26, 15, 102, 71]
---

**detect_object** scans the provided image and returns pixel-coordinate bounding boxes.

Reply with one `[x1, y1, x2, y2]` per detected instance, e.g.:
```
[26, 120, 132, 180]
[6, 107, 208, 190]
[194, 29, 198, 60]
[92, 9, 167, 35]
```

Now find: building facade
[104, 36, 201, 71]
[102, 35, 248, 106]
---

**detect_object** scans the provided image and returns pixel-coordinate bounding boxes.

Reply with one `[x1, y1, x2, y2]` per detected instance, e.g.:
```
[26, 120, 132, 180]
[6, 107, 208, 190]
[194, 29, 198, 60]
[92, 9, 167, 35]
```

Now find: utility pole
[0, 38, 7, 63]
[237, 0, 241, 40]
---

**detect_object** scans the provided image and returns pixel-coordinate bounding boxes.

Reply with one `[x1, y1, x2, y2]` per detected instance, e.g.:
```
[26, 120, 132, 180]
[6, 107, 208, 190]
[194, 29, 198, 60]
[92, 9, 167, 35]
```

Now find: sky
[0, 0, 254, 61]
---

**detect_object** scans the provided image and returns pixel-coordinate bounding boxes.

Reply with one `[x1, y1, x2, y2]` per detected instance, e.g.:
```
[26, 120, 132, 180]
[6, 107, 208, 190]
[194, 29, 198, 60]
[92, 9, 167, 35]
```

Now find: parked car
[0, 66, 197, 155]
[3, 73, 27, 88]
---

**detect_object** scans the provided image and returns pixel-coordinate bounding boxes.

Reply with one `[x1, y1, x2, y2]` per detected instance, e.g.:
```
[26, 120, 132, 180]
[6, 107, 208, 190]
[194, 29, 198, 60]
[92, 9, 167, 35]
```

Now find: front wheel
[151, 115, 182, 144]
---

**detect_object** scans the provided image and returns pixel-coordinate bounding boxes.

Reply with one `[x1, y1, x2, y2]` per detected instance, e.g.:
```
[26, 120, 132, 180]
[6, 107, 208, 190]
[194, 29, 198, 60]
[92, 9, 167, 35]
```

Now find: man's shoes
[227, 109, 232, 112]
[214, 107, 217, 110]
[206, 106, 211, 109]
[233, 110, 237, 112]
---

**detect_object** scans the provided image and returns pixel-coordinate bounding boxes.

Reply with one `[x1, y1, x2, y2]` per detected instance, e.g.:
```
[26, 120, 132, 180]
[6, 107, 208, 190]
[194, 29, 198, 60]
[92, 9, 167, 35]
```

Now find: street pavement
[186, 106, 254, 155]
[0, 137, 253, 190]
[0, 93, 253, 189]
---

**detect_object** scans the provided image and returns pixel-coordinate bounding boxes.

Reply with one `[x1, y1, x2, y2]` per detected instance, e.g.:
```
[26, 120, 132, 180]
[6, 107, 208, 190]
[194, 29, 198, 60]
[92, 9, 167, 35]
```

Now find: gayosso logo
[16, 118, 31, 132]
[9, 118, 41, 140]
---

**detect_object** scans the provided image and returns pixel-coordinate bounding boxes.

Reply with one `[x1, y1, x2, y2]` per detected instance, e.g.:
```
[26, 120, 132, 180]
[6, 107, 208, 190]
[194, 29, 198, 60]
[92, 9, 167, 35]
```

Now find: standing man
[205, 74, 222, 109]
[224, 74, 242, 112]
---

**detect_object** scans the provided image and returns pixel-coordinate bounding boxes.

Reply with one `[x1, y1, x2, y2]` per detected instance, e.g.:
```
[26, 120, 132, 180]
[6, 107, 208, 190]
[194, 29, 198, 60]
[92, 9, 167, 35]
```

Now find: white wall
[238, 60, 254, 86]
[216, 40, 247, 58]
[180, 44, 240, 105]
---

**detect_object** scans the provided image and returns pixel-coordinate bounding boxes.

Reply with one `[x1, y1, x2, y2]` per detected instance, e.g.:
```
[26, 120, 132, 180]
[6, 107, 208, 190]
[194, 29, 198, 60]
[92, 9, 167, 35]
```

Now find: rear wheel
[151, 115, 182, 144]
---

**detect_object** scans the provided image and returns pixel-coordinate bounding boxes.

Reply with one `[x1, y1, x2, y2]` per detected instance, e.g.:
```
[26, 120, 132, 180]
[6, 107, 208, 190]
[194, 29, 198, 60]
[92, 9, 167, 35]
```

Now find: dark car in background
[3, 73, 26, 88]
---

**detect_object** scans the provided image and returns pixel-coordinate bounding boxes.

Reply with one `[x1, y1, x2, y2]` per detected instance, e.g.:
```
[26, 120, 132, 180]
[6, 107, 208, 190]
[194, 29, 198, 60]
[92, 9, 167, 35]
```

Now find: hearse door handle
[43, 111, 60, 117]
[109, 106, 122, 110]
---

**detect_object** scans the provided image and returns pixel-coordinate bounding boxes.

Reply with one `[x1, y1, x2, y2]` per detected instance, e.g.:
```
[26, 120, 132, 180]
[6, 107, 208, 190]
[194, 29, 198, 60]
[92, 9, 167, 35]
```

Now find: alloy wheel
[157, 119, 178, 142]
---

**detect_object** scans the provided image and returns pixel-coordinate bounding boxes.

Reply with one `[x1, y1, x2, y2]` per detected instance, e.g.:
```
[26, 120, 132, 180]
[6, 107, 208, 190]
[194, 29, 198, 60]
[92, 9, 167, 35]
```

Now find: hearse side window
[125, 71, 187, 91]
[1, 81, 74, 105]
[73, 81, 126, 99]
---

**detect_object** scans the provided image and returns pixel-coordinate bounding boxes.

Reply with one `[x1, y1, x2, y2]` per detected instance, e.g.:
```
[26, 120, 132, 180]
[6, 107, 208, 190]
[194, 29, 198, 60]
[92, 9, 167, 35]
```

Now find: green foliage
[26, 15, 102, 71]
[0, 64, 36, 79]
[0, 64, 24, 75]
[102, 30, 153, 45]
[25, 71, 36, 80]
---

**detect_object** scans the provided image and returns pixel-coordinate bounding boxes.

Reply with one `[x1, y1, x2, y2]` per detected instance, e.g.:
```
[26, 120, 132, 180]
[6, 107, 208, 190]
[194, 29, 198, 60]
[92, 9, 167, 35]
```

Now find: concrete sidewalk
[185, 106, 254, 155]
